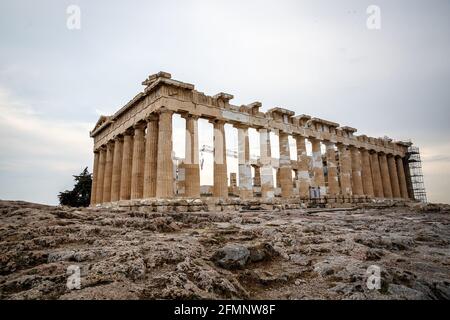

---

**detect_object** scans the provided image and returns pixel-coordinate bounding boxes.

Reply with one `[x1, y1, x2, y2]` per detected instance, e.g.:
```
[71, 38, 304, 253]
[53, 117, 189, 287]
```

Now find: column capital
[234, 123, 249, 130]
[156, 106, 173, 115]
[209, 118, 226, 125]
[309, 136, 321, 143]
[113, 134, 124, 142]
[386, 152, 395, 157]
[292, 133, 306, 138]
[277, 128, 293, 135]
[133, 121, 147, 131]
[145, 113, 159, 122]
[123, 127, 134, 136]
[336, 143, 349, 151]
[180, 113, 199, 121]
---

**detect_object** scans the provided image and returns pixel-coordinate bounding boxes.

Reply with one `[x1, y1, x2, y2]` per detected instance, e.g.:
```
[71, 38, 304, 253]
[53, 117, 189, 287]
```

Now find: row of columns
[91, 112, 410, 205]
[269, 135, 409, 200]
[91, 109, 176, 205]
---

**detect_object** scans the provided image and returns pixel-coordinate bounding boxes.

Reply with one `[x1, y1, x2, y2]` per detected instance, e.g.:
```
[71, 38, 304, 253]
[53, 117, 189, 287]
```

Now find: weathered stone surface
[211, 242, 278, 270]
[1, 200, 449, 300]
[211, 244, 250, 269]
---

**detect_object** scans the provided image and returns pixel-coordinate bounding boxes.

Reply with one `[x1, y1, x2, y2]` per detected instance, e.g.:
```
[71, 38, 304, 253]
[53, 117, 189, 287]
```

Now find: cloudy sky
[0, 0, 449, 204]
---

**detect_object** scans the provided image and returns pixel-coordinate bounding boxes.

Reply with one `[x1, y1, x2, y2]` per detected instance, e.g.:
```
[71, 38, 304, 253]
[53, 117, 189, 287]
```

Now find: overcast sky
[0, 0, 449, 204]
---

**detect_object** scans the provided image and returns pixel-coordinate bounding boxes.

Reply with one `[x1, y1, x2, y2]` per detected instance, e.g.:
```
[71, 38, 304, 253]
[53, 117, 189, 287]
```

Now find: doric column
[396, 156, 409, 199]
[387, 154, 401, 198]
[230, 172, 237, 192]
[156, 108, 174, 198]
[237, 125, 252, 199]
[350, 146, 364, 196]
[276, 168, 281, 188]
[130, 122, 146, 199]
[253, 165, 261, 187]
[278, 131, 292, 198]
[325, 142, 339, 197]
[212, 120, 228, 198]
[120, 130, 133, 200]
[403, 161, 414, 199]
[183, 114, 200, 198]
[360, 148, 375, 197]
[310, 138, 326, 196]
[143, 114, 159, 198]
[259, 128, 274, 199]
[96, 147, 107, 204]
[379, 153, 393, 198]
[370, 151, 383, 198]
[295, 135, 311, 199]
[337, 144, 352, 197]
[90, 151, 100, 205]
[110, 135, 123, 202]
[102, 141, 114, 203]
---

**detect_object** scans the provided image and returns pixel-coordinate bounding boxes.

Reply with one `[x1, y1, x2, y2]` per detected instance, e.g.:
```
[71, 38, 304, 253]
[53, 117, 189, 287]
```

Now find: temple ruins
[90, 72, 424, 210]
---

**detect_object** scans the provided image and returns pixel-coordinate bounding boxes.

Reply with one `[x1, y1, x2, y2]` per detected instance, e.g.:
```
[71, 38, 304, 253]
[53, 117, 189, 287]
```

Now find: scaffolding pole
[405, 146, 427, 203]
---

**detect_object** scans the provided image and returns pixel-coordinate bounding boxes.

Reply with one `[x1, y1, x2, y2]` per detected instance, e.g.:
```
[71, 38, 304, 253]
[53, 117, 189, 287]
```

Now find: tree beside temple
[58, 167, 92, 207]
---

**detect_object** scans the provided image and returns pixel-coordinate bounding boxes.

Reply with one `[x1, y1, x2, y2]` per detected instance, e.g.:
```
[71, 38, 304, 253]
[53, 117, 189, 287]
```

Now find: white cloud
[0, 87, 93, 204]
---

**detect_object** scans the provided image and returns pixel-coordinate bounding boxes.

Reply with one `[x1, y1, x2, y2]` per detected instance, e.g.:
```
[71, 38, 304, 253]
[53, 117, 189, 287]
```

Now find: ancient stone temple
[90, 72, 415, 209]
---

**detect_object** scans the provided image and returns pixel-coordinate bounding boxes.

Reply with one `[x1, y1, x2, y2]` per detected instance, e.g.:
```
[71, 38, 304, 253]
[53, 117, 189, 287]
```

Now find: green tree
[58, 167, 92, 207]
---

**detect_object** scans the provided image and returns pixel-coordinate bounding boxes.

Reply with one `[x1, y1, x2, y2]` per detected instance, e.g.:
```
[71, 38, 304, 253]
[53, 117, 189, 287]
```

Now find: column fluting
[143, 114, 159, 198]
[156, 108, 174, 198]
[379, 153, 393, 198]
[259, 128, 274, 199]
[311, 138, 326, 196]
[184, 115, 200, 198]
[370, 151, 384, 198]
[212, 120, 228, 198]
[237, 125, 252, 199]
[90, 151, 100, 205]
[325, 142, 340, 197]
[110, 135, 123, 202]
[396, 156, 409, 199]
[120, 130, 134, 200]
[278, 131, 292, 198]
[337, 144, 352, 197]
[295, 135, 311, 199]
[387, 154, 401, 198]
[361, 148, 375, 197]
[102, 141, 114, 203]
[350, 146, 364, 196]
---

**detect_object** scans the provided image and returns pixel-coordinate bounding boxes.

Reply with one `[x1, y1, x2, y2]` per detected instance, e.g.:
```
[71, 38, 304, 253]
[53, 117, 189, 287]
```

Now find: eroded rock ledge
[0, 200, 449, 300]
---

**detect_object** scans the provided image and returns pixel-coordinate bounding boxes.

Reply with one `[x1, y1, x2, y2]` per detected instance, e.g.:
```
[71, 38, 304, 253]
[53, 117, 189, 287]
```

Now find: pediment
[93, 115, 110, 131]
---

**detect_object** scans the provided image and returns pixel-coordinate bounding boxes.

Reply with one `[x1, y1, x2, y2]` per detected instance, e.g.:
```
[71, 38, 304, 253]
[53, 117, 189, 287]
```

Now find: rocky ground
[0, 200, 449, 300]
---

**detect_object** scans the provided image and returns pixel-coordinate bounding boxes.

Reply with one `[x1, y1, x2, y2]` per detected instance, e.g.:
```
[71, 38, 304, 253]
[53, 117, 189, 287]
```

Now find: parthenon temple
[90, 72, 419, 209]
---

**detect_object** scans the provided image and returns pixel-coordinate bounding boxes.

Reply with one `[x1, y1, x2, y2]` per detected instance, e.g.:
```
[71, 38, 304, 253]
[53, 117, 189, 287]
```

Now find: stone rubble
[0, 200, 449, 300]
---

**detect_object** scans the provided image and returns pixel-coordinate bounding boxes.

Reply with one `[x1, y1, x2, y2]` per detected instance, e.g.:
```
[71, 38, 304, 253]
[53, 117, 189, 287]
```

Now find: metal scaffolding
[406, 146, 427, 203]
